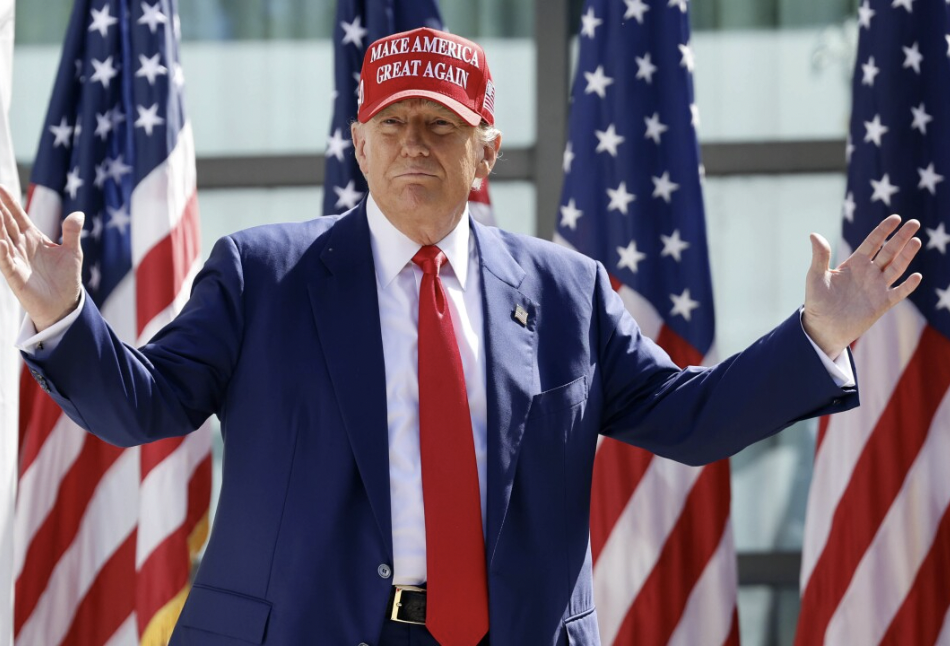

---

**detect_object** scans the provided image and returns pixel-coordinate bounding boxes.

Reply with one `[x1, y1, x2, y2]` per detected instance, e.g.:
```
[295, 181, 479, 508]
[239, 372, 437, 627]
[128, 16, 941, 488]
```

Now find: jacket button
[377, 563, 392, 579]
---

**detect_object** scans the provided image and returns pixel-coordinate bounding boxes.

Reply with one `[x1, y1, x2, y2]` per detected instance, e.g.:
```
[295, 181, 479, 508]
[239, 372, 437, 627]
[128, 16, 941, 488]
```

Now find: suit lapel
[307, 204, 393, 556]
[473, 222, 538, 565]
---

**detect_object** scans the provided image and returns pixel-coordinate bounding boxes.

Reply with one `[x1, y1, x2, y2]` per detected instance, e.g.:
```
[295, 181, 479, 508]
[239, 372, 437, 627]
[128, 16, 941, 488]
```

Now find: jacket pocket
[528, 375, 589, 420]
[177, 585, 272, 644]
[564, 607, 600, 645]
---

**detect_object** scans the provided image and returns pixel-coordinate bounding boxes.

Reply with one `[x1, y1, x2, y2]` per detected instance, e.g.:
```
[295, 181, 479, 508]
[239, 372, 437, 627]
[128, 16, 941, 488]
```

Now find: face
[352, 99, 500, 246]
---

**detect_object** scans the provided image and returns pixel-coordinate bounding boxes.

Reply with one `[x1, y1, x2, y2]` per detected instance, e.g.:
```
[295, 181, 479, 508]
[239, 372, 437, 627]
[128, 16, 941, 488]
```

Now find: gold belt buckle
[390, 585, 426, 625]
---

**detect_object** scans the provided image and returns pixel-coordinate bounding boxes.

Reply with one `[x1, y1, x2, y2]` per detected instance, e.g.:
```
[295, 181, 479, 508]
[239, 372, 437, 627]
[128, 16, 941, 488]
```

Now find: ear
[474, 132, 501, 180]
[351, 122, 369, 175]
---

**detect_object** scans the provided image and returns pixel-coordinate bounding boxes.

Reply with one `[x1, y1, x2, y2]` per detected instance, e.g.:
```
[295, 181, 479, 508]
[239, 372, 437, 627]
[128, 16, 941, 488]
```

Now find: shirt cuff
[16, 290, 86, 356]
[799, 310, 856, 389]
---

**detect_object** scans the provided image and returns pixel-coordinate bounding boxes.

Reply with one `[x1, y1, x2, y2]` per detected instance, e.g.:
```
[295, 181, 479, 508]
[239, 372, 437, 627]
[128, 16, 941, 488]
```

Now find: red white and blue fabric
[15, 1, 210, 644]
[797, 2, 950, 644]
[555, 1, 740, 644]
[324, 0, 497, 225]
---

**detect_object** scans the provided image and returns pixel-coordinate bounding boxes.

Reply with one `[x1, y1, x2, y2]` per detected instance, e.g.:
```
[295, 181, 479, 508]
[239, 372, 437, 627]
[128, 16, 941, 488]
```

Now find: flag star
[94, 161, 110, 188]
[74, 59, 84, 80]
[670, 288, 700, 321]
[108, 155, 132, 182]
[82, 213, 104, 241]
[617, 240, 647, 273]
[341, 15, 368, 48]
[606, 182, 636, 214]
[595, 124, 625, 157]
[644, 113, 669, 144]
[660, 229, 690, 261]
[88, 263, 102, 292]
[937, 284, 950, 312]
[584, 65, 614, 98]
[843, 191, 856, 222]
[870, 173, 899, 206]
[172, 62, 185, 88]
[94, 111, 113, 140]
[679, 43, 695, 72]
[861, 56, 880, 86]
[902, 42, 923, 74]
[652, 171, 680, 203]
[563, 141, 575, 173]
[947, 34, 950, 57]
[326, 128, 352, 162]
[863, 114, 888, 146]
[88, 4, 118, 37]
[926, 222, 950, 254]
[138, 2, 168, 34]
[560, 199, 583, 230]
[892, 0, 914, 12]
[134, 103, 165, 136]
[846, 135, 855, 163]
[333, 180, 364, 210]
[669, 0, 689, 12]
[72, 123, 82, 145]
[90, 55, 118, 88]
[918, 163, 944, 194]
[64, 167, 84, 199]
[580, 7, 603, 38]
[106, 204, 132, 234]
[690, 104, 700, 128]
[911, 103, 933, 134]
[624, 0, 650, 23]
[636, 53, 658, 83]
[111, 105, 126, 127]
[858, 1, 875, 28]
[136, 53, 168, 85]
[49, 117, 73, 148]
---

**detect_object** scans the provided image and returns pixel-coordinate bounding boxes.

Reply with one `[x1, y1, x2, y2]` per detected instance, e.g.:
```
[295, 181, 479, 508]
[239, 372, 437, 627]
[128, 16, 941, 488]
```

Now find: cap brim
[360, 89, 483, 127]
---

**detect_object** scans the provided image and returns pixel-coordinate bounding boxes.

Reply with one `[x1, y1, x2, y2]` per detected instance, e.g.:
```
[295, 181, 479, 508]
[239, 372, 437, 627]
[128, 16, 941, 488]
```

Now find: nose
[400, 120, 429, 157]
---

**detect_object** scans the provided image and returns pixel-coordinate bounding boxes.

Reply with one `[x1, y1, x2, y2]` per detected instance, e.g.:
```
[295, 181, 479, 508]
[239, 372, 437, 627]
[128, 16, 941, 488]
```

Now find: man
[0, 28, 922, 646]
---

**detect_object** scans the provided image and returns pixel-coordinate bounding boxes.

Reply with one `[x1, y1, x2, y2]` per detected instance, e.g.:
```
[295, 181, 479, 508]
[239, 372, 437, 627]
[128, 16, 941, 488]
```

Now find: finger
[874, 219, 921, 268]
[809, 232, 832, 274]
[0, 184, 30, 233]
[889, 272, 922, 304]
[882, 236, 922, 285]
[61, 211, 85, 255]
[0, 195, 19, 246]
[854, 214, 902, 259]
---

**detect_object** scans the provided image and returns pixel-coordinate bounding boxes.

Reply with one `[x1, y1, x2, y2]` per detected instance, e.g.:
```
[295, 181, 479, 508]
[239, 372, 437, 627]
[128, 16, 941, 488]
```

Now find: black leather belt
[389, 585, 427, 625]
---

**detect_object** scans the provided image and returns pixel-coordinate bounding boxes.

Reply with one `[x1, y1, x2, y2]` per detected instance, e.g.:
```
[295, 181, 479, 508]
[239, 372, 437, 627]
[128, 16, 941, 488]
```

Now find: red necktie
[412, 246, 489, 645]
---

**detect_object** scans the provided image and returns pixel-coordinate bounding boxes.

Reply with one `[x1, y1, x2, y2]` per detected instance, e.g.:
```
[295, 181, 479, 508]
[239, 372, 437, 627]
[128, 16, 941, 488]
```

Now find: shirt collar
[366, 193, 471, 290]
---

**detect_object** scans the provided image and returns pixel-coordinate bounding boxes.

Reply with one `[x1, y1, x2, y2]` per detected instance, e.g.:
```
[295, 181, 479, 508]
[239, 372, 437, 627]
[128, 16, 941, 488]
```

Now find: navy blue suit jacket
[25, 203, 858, 645]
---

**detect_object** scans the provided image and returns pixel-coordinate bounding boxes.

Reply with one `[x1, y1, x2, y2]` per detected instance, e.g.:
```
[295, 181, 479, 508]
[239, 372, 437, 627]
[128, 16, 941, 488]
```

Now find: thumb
[61, 211, 85, 255]
[809, 232, 832, 275]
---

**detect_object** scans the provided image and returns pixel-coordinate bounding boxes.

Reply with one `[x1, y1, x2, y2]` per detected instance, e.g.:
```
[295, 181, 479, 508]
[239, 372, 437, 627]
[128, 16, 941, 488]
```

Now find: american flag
[555, 1, 740, 644]
[14, 1, 211, 644]
[324, 0, 497, 225]
[797, 1, 950, 644]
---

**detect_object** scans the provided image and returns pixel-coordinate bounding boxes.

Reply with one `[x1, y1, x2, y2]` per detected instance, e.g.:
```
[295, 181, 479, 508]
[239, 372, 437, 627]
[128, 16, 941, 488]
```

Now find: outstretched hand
[0, 185, 85, 332]
[803, 214, 922, 359]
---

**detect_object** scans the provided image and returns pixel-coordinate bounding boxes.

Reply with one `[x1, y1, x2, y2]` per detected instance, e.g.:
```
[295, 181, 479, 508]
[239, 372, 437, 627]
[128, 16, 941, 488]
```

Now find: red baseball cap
[357, 27, 496, 127]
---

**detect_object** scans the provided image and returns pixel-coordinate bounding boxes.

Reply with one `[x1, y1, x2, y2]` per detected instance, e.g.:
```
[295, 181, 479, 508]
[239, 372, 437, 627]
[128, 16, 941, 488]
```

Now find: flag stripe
[800, 297, 926, 588]
[880, 504, 950, 645]
[590, 442, 653, 564]
[593, 458, 701, 643]
[612, 461, 731, 645]
[17, 368, 70, 473]
[796, 325, 950, 645]
[14, 436, 123, 631]
[14, 448, 138, 644]
[825, 384, 950, 645]
[60, 533, 137, 646]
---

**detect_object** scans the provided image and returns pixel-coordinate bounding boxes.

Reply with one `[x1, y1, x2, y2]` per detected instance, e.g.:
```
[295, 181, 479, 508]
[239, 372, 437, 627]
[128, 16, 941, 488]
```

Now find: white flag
[0, 1, 20, 645]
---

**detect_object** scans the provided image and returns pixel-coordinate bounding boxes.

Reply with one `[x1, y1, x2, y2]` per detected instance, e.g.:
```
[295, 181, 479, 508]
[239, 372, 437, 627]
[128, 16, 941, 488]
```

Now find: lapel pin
[513, 304, 529, 327]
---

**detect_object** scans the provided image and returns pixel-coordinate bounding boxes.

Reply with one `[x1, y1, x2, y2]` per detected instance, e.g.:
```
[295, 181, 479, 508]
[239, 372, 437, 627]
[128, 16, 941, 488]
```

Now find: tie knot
[412, 246, 447, 277]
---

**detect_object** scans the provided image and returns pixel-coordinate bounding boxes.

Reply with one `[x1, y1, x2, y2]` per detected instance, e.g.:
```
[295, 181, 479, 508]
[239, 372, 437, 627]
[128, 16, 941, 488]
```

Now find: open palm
[803, 214, 922, 359]
[0, 185, 85, 331]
